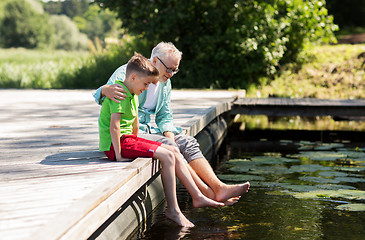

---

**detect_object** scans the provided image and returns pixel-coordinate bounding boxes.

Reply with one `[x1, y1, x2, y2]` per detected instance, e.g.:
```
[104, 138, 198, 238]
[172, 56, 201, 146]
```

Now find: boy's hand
[102, 84, 128, 103]
[115, 155, 130, 162]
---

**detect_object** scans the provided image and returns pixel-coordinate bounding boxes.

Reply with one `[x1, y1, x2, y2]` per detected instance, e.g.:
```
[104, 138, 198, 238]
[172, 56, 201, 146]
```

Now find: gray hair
[150, 42, 182, 61]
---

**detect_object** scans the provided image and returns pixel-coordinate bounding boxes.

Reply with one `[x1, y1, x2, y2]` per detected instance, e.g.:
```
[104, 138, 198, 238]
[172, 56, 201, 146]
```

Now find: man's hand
[164, 131, 175, 142]
[102, 84, 128, 103]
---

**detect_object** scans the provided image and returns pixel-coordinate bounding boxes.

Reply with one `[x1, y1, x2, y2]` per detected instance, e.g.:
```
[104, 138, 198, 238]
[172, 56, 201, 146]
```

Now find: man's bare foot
[215, 181, 250, 203]
[224, 196, 241, 206]
[165, 208, 195, 227]
[192, 195, 225, 208]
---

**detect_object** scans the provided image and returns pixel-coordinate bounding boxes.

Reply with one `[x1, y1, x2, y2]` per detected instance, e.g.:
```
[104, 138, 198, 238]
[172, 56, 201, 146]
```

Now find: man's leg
[138, 132, 176, 145]
[175, 134, 250, 202]
[189, 157, 249, 202]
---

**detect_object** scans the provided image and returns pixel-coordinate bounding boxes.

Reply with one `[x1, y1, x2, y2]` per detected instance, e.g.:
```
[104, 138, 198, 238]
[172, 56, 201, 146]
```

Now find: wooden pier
[1, 90, 365, 240]
[0, 89, 235, 240]
[232, 98, 365, 117]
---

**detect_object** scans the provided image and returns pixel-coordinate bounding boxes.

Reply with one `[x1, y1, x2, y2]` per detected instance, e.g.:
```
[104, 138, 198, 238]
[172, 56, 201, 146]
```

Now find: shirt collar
[120, 82, 134, 99]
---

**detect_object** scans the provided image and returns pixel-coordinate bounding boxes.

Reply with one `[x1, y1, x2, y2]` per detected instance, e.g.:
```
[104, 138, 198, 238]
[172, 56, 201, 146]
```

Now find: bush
[95, 0, 337, 89]
[49, 15, 89, 51]
[57, 36, 150, 89]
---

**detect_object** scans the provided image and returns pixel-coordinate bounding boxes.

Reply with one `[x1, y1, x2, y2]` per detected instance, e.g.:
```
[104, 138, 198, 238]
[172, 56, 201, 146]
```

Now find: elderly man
[93, 42, 249, 204]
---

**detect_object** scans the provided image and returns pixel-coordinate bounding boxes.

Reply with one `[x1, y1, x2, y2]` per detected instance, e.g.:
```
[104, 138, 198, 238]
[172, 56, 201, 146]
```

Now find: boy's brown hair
[126, 52, 159, 79]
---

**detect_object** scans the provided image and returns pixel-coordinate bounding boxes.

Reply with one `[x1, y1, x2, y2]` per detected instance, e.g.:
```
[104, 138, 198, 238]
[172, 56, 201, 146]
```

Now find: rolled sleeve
[92, 64, 127, 105]
[92, 86, 105, 105]
[155, 88, 181, 134]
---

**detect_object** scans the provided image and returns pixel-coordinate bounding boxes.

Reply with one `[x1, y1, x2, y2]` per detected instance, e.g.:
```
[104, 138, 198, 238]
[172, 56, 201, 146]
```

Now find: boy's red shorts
[104, 134, 162, 161]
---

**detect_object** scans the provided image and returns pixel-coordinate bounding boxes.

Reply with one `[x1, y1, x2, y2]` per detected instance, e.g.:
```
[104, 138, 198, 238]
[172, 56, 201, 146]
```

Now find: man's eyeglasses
[157, 57, 179, 74]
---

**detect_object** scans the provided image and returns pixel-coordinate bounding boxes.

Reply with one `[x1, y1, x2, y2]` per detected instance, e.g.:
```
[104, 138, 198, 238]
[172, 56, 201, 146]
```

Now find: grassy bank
[247, 44, 365, 99]
[0, 48, 89, 88]
[1, 44, 364, 99]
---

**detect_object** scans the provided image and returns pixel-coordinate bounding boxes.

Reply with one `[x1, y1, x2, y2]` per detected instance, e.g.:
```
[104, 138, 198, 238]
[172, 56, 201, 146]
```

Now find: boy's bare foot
[192, 196, 225, 208]
[165, 208, 195, 227]
[215, 181, 250, 203]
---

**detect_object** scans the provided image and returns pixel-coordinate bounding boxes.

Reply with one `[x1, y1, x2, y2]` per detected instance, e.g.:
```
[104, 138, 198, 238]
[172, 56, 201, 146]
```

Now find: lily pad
[299, 141, 316, 145]
[298, 146, 314, 151]
[334, 176, 365, 183]
[246, 165, 291, 175]
[314, 143, 344, 150]
[299, 176, 340, 184]
[226, 159, 252, 164]
[256, 182, 288, 188]
[281, 184, 320, 192]
[318, 171, 348, 177]
[225, 159, 258, 168]
[333, 166, 365, 172]
[335, 203, 365, 212]
[293, 189, 365, 200]
[316, 184, 356, 190]
[287, 164, 332, 173]
[289, 151, 347, 161]
[217, 174, 266, 182]
[250, 156, 300, 164]
[337, 151, 365, 159]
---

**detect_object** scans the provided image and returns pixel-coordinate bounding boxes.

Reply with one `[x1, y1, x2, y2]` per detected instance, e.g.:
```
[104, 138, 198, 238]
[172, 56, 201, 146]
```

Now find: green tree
[0, 0, 53, 48]
[94, 0, 337, 89]
[77, 4, 122, 42]
[50, 15, 89, 50]
[61, 0, 89, 18]
[42, 0, 62, 15]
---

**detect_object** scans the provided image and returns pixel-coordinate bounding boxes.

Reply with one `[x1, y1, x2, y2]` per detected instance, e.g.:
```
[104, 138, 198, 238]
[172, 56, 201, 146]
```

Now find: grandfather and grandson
[98, 53, 224, 227]
[97, 42, 250, 226]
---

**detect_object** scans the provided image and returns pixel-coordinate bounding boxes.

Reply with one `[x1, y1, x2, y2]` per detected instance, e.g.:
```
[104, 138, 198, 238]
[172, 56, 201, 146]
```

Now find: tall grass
[0, 36, 150, 89]
[0, 48, 89, 88]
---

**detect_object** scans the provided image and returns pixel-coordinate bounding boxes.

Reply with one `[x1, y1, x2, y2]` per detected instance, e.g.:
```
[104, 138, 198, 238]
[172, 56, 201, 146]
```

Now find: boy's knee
[170, 146, 181, 155]
[162, 150, 175, 165]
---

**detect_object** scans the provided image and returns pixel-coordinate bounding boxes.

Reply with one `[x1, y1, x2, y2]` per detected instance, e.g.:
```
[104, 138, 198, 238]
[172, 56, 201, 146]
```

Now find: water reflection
[236, 115, 365, 131]
[132, 117, 365, 240]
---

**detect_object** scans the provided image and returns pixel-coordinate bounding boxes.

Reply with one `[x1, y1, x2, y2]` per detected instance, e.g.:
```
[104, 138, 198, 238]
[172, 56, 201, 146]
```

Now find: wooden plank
[232, 98, 365, 117]
[30, 158, 158, 240]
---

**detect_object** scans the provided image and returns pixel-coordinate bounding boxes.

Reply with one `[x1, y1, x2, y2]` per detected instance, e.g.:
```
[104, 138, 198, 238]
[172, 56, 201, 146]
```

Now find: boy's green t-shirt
[99, 81, 139, 151]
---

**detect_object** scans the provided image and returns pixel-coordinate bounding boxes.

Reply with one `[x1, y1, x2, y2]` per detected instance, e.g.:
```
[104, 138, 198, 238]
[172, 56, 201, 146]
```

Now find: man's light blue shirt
[93, 64, 182, 135]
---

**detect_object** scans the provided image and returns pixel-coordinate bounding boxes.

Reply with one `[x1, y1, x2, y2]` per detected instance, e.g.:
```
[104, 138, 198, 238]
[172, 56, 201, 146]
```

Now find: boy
[99, 53, 224, 227]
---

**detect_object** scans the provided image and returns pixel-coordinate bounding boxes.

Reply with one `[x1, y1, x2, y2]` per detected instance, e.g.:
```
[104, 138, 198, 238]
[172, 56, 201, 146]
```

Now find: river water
[131, 116, 365, 240]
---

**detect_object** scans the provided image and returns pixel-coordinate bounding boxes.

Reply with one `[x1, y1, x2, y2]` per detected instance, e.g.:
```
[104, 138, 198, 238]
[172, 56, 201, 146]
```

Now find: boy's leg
[186, 163, 216, 200]
[119, 135, 193, 227]
[139, 134, 217, 197]
[153, 147, 194, 227]
[160, 144, 224, 208]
